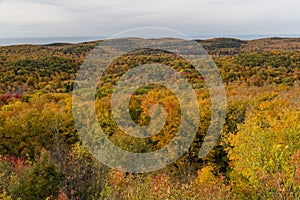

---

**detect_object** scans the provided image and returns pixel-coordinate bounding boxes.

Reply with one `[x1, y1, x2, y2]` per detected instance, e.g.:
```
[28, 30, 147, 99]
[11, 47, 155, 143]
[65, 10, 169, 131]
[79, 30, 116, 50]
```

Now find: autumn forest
[0, 37, 299, 199]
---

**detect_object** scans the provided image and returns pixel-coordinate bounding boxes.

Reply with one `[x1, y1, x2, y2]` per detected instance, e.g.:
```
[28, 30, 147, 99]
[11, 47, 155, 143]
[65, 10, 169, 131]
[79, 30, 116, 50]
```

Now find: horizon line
[1, 34, 300, 47]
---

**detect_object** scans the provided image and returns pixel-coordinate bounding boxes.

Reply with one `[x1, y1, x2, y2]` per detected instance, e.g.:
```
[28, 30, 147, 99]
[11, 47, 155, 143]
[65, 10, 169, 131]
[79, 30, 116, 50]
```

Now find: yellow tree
[228, 99, 300, 199]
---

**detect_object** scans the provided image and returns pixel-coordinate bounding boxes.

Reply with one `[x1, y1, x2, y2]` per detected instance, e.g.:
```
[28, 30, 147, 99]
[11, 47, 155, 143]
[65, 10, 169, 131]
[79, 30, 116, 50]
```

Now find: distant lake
[0, 37, 105, 46]
[1, 34, 300, 46]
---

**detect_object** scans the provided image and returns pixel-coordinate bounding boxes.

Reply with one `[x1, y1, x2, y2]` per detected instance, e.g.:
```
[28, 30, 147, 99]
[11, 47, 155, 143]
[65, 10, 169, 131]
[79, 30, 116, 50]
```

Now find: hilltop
[0, 37, 299, 94]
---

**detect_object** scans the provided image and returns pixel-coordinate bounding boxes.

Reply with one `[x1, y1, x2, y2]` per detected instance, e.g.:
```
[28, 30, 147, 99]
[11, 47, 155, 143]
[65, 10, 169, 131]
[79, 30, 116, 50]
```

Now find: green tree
[11, 151, 64, 200]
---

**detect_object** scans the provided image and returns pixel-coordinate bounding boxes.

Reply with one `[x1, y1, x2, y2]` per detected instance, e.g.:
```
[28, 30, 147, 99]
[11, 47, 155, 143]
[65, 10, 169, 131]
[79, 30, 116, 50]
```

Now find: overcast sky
[0, 0, 300, 38]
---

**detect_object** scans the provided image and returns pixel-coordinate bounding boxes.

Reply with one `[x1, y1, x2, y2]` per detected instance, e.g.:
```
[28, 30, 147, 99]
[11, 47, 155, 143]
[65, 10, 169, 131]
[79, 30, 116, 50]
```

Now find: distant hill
[0, 38, 299, 94]
[198, 37, 300, 55]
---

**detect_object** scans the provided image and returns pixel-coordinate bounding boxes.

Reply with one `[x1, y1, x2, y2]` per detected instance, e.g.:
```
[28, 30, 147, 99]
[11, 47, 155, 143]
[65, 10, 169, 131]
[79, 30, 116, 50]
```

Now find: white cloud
[0, 2, 63, 24]
[0, 0, 299, 38]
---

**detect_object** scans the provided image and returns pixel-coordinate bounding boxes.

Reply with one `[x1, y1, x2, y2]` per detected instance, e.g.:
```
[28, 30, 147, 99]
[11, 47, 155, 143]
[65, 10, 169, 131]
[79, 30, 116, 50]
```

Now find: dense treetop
[1, 38, 300, 95]
[0, 38, 299, 199]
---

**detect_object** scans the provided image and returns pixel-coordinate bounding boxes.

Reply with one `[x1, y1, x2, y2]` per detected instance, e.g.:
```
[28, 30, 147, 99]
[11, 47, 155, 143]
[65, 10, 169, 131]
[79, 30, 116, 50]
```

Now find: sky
[0, 0, 300, 39]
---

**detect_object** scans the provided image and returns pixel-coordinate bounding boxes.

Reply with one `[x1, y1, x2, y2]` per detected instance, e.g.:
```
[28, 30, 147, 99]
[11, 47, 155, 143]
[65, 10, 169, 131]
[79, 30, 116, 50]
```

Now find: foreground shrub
[11, 151, 64, 200]
[228, 100, 300, 199]
[101, 170, 231, 200]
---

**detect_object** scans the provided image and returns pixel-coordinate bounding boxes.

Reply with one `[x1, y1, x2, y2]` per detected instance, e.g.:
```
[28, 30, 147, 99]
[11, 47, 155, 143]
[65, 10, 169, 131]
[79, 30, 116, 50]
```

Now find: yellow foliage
[196, 166, 215, 185]
[228, 96, 300, 198]
[0, 190, 12, 200]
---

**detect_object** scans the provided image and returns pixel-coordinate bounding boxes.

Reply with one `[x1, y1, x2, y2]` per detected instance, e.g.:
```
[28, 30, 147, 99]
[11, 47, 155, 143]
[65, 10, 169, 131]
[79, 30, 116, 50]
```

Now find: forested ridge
[1, 38, 300, 94]
[0, 38, 299, 199]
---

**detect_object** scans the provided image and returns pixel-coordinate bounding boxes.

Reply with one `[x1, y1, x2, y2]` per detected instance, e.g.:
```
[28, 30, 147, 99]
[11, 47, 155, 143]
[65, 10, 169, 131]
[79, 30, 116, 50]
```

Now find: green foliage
[0, 42, 96, 93]
[1, 38, 300, 94]
[0, 159, 17, 195]
[11, 151, 64, 200]
[62, 143, 107, 200]
[216, 51, 300, 86]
